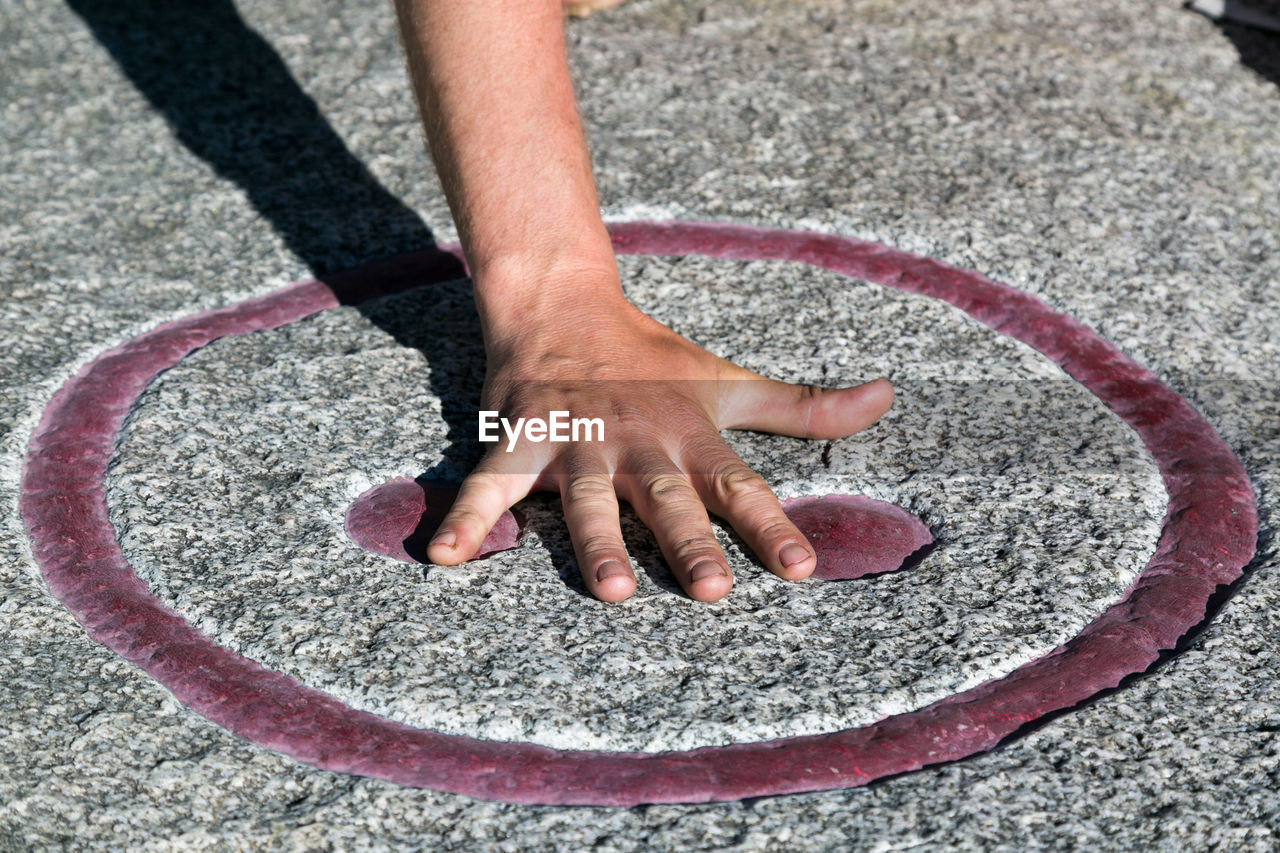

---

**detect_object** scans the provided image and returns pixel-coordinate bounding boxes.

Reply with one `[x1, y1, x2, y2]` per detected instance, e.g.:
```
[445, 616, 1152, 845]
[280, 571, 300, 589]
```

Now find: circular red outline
[19, 222, 1257, 806]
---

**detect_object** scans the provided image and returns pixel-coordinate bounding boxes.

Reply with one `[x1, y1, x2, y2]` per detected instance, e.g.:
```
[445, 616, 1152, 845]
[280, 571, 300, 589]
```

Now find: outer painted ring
[19, 222, 1257, 806]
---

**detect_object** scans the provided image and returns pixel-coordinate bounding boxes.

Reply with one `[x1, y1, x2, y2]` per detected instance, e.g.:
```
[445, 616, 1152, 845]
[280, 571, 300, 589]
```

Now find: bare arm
[394, 0, 616, 340]
[394, 0, 894, 602]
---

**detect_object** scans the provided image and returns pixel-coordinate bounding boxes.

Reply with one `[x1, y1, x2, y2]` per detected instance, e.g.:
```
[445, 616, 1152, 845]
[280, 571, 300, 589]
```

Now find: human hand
[426, 272, 894, 603]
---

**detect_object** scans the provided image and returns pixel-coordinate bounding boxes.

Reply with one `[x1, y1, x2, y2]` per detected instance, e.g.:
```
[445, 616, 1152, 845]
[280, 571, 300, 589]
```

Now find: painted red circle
[19, 222, 1257, 805]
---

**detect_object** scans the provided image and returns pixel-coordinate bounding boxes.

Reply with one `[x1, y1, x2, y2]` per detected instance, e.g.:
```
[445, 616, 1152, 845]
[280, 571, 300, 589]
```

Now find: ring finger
[687, 440, 816, 581]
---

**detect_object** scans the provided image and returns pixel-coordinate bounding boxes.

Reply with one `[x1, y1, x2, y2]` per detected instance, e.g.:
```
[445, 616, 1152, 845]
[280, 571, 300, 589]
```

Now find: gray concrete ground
[2, 0, 1278, 848]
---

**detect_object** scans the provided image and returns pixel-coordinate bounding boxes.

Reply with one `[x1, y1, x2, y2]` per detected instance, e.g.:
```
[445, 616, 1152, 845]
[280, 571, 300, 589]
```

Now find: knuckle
[608, 399, 646, 428]
[564, 474, 615, 506]
[645, 472, 694, 504]
[713, 463, 770, 505]
[577, 532, 623, 558]
[756, 517, 800, 547]
[671, 533, 721, 562]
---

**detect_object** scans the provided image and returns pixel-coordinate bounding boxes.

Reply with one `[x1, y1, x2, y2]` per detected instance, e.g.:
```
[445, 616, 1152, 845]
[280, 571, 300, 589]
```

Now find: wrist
[473, 254, 628, 352]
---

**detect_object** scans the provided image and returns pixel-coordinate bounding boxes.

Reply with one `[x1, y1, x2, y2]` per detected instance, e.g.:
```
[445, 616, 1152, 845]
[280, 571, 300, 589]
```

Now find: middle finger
[617, 447, 733, 602]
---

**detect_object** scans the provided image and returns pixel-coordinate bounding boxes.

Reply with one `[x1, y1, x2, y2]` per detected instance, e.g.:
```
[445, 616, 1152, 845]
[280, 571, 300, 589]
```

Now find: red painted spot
[345, 477, 520, 563]
[784, 495, 933, 580]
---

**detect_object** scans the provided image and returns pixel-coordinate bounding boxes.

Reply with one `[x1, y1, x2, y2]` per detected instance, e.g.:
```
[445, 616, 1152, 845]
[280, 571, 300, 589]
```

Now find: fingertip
[690, 578, 733, 602]
[426, 530, 470, 565]
[430, 463, 532, 566]
[842, 376, 893, 410]
[775, 540, 816, 580]
[863, 374, 893, 394]
[590, 558, 637, 602]
[860, 376, 895, 412]
[687, 560, 734, 601]
[819, 376, 894, 438]
[594, 574, 637, 603]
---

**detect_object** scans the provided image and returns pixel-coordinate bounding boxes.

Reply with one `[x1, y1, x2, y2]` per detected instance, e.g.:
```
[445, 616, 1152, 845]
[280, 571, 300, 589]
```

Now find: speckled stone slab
[102, 248, 1167, 757]
[7, 0, 1277, 838]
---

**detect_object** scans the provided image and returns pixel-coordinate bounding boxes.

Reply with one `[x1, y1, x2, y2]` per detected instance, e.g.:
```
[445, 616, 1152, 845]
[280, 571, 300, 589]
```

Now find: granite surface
[2, 0, 1278, 847]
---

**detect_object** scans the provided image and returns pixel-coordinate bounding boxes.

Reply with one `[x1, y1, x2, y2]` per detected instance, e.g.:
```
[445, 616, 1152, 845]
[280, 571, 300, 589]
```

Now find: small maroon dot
[345, 477, 520, 563]
[783, 494, 933, 580]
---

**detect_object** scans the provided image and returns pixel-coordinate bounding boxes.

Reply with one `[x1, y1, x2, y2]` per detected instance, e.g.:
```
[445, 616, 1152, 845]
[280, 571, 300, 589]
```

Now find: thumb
[720, 377, 894, 439]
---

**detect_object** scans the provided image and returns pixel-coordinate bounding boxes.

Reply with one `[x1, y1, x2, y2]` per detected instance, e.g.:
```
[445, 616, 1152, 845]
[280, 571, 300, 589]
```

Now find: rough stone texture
[2, 0, 1278, 846]
[24, 224, 1250, 806]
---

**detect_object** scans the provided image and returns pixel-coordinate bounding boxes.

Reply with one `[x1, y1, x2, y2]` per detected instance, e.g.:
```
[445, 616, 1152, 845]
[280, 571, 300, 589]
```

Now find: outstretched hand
[393, 0, 892, 600]
[427, 281, 893, 602]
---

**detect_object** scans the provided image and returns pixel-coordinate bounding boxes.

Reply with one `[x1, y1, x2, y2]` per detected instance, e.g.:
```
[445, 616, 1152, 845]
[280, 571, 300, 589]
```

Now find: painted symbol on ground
[19, 222, 1257, 806]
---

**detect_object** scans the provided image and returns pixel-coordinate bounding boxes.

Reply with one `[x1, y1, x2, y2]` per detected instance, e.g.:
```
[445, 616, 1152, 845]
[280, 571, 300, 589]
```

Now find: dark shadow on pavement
[1220, 24, 1280, 88]
[1200, 1, 1280, 88]
[64, 0, 458, 275]
[63, 0, 510, 562]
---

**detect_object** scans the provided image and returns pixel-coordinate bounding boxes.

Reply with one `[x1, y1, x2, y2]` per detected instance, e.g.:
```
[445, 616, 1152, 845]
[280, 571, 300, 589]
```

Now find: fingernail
[690, 560, 726, 582]
[429, 530, 456, 549]
[779, 543, 811, 567]
[596, 560, 629, 582]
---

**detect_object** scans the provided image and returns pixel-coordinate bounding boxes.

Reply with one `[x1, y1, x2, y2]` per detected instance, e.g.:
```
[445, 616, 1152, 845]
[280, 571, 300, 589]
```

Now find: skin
[393, 0, 894, 602]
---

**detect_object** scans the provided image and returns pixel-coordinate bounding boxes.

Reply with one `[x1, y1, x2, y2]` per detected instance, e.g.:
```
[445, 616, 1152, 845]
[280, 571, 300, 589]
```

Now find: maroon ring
[19, 221, 1257, 806]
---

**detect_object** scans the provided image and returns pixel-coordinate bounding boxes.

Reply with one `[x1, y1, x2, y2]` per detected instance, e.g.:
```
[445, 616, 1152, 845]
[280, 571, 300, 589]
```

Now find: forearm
[394, 0, 621, 342]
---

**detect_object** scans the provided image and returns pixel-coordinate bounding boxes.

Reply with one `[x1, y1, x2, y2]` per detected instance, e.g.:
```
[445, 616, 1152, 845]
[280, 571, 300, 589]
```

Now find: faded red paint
[19, 222, 1257, 805]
